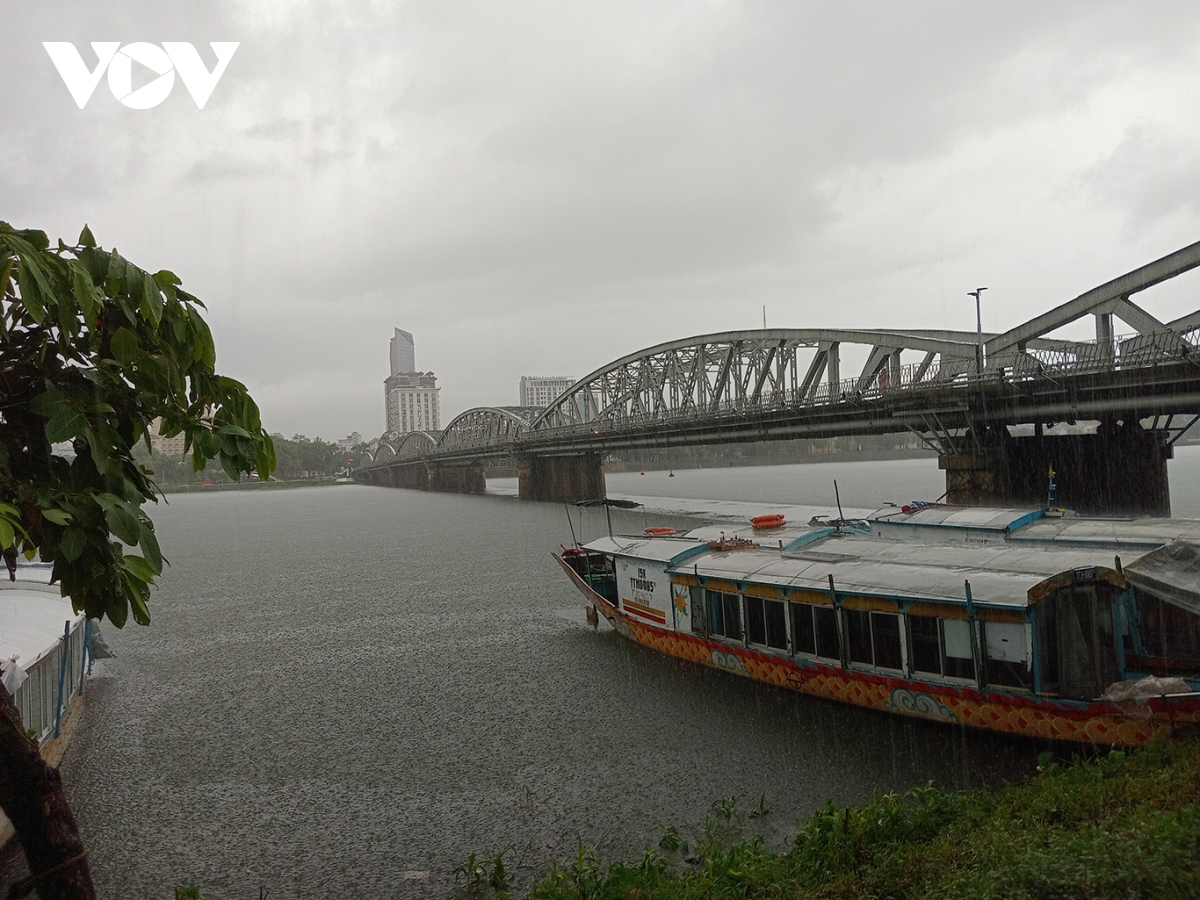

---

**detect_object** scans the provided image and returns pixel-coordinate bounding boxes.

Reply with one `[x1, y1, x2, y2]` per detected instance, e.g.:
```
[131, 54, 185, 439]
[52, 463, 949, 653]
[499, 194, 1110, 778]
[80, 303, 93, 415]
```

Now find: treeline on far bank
[136, 434, 355, 484]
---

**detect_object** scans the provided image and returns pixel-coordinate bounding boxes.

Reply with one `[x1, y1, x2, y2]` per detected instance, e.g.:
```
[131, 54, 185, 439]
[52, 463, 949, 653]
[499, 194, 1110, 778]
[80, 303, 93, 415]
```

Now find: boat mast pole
[565, 503, 578, 549]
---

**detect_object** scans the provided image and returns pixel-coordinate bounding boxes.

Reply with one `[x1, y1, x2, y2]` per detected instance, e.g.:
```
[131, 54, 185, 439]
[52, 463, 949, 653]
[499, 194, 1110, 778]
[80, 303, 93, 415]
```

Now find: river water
[57, 449, 1200, 897]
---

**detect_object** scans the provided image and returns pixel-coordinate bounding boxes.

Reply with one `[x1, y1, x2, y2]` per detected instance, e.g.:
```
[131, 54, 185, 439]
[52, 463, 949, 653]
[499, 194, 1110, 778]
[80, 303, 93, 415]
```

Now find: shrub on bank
[459, 739, 1200, 900]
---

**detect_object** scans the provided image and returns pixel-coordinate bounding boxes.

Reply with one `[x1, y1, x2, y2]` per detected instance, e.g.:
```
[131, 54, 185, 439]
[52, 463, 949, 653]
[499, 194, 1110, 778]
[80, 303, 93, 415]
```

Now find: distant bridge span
[361, 240, 1200, 514]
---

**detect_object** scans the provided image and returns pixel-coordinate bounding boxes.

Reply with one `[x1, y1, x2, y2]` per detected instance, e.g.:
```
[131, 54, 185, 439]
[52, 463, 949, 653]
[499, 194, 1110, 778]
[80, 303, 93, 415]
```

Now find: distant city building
[385, 373, 440, 434]
[385, 328, 441, 434]
[149, 417, 187, 457]
[336, 432, 363, 453]
[519, 375, 575, 407]
[389, 328, 415, 377]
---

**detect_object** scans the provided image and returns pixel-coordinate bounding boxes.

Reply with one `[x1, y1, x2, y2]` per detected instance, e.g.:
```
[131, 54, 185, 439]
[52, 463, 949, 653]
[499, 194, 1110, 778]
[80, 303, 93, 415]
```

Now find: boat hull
[555, 553, 1200, 747]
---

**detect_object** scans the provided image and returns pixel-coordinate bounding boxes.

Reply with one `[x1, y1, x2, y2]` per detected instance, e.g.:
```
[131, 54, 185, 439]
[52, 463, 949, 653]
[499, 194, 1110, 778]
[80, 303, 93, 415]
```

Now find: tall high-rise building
[385, 372, 441, 434]
[385, 327, 440, 435]
[520, 375, 575, 407]
[390, 328, 415, 376]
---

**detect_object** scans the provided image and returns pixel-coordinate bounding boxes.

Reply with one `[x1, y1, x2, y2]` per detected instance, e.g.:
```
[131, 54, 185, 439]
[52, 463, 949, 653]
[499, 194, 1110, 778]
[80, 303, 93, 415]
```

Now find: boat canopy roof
[1124, 541, 1200, 617]
[583, 535, 709, 565]
[676, 536, 1129, 609]
[864, 505, 1200, 551]
[867, 506, 1041, 532]
[0, 581, 82, 672]
[579, 502, 1200, 611]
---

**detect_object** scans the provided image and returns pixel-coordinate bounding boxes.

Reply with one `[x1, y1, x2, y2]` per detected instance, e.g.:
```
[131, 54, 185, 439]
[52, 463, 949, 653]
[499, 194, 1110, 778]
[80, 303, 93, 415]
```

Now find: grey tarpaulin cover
[1123, 540, 1200, 616]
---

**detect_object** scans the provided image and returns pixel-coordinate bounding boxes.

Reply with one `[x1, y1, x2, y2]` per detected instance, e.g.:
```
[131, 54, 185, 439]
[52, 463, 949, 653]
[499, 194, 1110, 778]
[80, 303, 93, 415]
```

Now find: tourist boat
[555, 505, 1200, 746]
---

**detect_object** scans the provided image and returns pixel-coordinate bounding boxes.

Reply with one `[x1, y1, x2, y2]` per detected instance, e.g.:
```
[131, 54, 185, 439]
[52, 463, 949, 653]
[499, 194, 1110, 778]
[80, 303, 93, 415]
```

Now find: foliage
[0, 222, 274, 625]
[272, 433, 344, 479]
[478, 741, 1200, 900]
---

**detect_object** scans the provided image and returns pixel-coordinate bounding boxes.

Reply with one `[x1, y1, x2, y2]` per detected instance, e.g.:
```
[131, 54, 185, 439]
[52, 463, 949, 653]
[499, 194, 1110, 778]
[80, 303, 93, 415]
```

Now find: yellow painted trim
[703, 579, 740, 594]
[787, 592, 834, 608]
[841, 596, 899, 613]
[979, 609, 1027, 624]
[743, 584, 786, 600]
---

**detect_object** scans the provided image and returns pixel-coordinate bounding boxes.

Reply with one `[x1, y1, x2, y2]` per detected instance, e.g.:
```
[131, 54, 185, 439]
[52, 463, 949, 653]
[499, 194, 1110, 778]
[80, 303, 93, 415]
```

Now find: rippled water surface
[60, 451, 1200, 897]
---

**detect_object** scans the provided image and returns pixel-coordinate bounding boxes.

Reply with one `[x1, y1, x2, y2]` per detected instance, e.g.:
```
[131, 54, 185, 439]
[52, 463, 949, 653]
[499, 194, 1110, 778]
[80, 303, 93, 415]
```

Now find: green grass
[460, 740, 1200, 900]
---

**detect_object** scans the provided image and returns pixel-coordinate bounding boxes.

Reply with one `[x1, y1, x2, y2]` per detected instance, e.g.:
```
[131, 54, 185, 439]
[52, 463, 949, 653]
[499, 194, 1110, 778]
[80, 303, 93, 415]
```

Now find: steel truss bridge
[362, 241, 1200, 474]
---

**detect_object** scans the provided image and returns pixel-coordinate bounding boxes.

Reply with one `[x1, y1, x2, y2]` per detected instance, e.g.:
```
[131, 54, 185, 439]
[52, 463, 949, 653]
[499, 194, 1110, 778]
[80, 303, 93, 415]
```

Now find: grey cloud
[1084, 125, 1200, 229]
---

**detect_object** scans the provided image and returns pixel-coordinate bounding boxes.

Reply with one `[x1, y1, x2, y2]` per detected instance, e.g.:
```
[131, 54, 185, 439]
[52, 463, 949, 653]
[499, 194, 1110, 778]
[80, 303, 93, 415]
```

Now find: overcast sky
[6, 2, 1200, 440]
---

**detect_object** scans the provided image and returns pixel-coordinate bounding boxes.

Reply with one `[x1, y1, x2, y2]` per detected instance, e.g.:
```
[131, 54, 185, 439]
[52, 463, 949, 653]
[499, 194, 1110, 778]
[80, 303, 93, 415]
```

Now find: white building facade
[519, 375, 575, 407]
[385, 372, 441, 435]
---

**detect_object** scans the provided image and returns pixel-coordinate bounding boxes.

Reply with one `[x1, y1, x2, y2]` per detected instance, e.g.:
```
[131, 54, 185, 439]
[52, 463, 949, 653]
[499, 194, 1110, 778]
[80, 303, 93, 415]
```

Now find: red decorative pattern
[621, 617, 1200, 747]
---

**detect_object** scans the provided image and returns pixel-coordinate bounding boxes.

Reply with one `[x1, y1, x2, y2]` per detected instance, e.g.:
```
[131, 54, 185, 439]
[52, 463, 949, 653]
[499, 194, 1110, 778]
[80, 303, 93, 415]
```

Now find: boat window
[844, 608, 902, 670]
[814, 607, 839, 660]
[708, 590, 742, 641]
[984, 621, 1032, 689]
[846, 609, 873, 665]
[746, 596, 767, 646]
[747, 596, 788, 651]
[790, 602, 839, 660]
[690, 586, 706, 636]
[908, 615, 975, 680]
[792, 602, 816, 655]
[942, 618, 976, 680]
[765, 600, 788, 650]
[909, 615, 941, 675]
[872, 613, 902, 670]
[1134, 589, 1200, 665]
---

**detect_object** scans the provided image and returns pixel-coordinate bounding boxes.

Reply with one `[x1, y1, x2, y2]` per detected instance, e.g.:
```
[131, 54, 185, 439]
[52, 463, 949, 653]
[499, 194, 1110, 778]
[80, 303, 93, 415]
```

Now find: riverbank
[470, 739, 1200, 899]
[155, 478, 349, 494]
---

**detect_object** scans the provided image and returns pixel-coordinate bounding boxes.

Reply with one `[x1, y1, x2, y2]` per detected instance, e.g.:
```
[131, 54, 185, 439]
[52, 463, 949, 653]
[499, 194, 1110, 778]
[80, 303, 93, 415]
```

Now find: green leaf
[140, 273, 163, 328]
[44, 405, 89, 444]
[0, 519, 14, 550]
[219, 451, 241, 483]
[194, 429, 221, 460]
[79, 224, 96, 248]
[15, 260, 46, 324]
[121, 553, 157, 583]
[60, 527, 87, 561]
[107, 593, 128, 628]
[138, 519, 163, 574]
[41, 508, 73, 526]
[71, 264, 98, 324]
[111, 327, 139, 366]
[104, 502, 141, 546]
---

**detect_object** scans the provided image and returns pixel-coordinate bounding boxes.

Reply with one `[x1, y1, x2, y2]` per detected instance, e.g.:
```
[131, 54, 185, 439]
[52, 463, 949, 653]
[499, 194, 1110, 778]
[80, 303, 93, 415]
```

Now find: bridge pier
[357, 460, 486, 493]
[940, 424, 1172, 516]
[518, 452, 606, 503]
[429, 463, 487, 494]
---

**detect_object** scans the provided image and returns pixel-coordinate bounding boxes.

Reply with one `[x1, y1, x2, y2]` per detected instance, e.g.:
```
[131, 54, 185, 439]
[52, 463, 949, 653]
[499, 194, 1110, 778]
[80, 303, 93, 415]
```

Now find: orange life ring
[750, 514, 786, 529]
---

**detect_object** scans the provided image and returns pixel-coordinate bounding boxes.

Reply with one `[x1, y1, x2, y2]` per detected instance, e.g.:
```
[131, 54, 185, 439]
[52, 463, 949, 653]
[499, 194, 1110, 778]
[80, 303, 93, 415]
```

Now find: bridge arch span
[394, 431, 438, 459]
[527, 328, 991, 432]
[438, 406, 544, 450]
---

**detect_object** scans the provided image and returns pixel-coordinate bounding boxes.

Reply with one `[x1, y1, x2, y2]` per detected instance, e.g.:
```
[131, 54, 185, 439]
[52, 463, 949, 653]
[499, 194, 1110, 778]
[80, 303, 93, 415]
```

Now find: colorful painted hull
[556, 553, 1200, 747]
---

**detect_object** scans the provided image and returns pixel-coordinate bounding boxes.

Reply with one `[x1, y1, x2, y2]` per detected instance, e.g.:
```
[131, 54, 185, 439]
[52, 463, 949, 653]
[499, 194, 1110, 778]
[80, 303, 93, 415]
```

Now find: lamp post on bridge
[968, 287, 987, 374]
